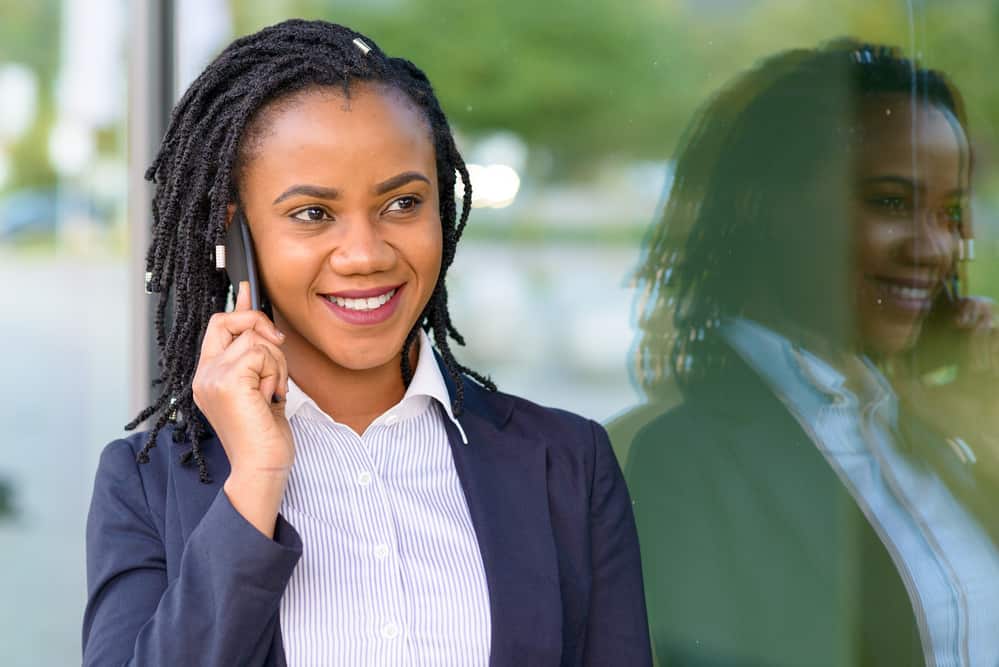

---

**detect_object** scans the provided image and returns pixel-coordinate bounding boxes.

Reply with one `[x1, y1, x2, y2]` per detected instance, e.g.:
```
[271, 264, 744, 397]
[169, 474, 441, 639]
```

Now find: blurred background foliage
[2, 0, 998, 236]
[3, 0, 998, 258]
[223, 0, 999, 172]
[0, 0, 61, 191]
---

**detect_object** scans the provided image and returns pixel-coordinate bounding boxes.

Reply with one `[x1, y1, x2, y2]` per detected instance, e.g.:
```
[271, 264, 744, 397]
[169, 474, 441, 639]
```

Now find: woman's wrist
[223, 469, 289, 539]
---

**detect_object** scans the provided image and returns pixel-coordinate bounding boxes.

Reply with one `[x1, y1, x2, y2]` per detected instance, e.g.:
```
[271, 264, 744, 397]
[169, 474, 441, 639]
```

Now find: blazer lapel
[439, 367, 563, 665]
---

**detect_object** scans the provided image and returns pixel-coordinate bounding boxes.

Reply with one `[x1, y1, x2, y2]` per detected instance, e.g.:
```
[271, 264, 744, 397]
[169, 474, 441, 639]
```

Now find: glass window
[1, 0, 128, 664]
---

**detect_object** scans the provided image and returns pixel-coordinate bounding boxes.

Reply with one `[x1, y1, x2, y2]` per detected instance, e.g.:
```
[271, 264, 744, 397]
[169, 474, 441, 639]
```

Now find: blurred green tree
[0, 0, 60, 190]
[228, 0, 999, 182]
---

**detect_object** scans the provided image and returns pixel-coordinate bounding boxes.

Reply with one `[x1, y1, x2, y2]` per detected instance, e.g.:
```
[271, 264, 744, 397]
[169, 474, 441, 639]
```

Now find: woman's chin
[320, 347, 403, 373]
[861, 320, 922, 358]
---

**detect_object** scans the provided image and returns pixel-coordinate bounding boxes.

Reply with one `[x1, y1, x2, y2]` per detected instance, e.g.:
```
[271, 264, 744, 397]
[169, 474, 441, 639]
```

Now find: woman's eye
[869, 196, 909, 215]
[944, 205, 963, 225]
[385, 196, 420, 213]
[291, 206, 331, 223]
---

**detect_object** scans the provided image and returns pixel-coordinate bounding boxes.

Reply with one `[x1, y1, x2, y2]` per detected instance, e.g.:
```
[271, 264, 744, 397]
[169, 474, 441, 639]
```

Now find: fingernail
[275, 329, 286, 340]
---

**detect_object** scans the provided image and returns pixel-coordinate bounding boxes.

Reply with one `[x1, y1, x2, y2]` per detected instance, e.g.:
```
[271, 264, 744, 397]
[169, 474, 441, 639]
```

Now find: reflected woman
[82, 20, 650, 666]
[626, 41, 999, 666]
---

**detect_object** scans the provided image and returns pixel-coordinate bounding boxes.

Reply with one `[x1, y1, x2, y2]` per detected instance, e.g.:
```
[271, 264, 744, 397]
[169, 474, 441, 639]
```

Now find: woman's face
[852, 94, 969, 356]
[237, 84, 442, 375]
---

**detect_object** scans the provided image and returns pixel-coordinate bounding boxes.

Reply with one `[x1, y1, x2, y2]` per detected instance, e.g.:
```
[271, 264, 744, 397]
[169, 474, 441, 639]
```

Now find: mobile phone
[915, 239, 975, 385]
[224, 208, 262, 310]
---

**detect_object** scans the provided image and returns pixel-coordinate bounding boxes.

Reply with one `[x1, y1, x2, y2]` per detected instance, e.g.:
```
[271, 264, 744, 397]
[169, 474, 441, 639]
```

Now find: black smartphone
[915, 240, 973, 384]
[224, 209, 280, 403]
[224, 208, 263, 310]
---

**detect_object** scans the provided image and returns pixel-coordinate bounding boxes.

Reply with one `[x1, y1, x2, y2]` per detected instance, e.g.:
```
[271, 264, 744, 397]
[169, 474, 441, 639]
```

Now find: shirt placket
[356, 423, 411, 666]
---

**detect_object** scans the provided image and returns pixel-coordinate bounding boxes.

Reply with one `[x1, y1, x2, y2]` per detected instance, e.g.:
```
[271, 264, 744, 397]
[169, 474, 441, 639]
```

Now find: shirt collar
[283, 329, 467, 443]
[723, 317, 895, 413]
[722, 317, 851, 404]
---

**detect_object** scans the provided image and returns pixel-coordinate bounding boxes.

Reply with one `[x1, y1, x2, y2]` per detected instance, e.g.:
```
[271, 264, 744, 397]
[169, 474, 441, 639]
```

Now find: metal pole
[127, 0, 174, 421]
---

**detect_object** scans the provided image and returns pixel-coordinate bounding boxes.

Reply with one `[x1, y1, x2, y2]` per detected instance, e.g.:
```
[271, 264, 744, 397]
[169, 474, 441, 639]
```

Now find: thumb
[235, 281, 251, 312]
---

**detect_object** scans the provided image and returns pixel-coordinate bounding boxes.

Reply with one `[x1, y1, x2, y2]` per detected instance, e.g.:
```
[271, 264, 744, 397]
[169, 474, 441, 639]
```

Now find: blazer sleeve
[582, 420, 653, 666]
[82, 438, 302, 666]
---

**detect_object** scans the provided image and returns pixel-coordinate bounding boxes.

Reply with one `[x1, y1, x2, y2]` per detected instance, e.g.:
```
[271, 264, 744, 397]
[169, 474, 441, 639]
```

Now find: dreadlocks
[126, 19, 495, 482]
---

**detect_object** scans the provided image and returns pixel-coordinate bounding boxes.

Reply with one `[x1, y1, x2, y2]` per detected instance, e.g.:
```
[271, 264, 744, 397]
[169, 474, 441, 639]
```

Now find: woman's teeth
[885, 285, 931, 300]
[326, 289, 396, 311]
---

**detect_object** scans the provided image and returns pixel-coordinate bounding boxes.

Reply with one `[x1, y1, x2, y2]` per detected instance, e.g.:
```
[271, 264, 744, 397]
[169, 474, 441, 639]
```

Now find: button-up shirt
[278, 330, 491, 666]
[724, 317, 999, 667]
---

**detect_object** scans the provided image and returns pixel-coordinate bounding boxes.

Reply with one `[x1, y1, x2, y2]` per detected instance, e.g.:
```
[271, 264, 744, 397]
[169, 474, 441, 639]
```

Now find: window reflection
[624, 41, 998, 666]
[0, 477, 15, 521]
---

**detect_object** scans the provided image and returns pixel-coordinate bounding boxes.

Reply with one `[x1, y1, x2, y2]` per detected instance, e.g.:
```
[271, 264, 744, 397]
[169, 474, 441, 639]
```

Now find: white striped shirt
[724, 318, 999, 667]
[278, 331, 491, 666]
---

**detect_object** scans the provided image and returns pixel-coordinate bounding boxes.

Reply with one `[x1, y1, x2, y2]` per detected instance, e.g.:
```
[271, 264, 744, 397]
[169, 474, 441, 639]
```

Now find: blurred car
[0, 188, 108, 241]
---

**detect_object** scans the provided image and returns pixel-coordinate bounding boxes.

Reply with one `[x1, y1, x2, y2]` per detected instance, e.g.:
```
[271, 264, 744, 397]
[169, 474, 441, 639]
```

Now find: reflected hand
[896, 295, 999, 481]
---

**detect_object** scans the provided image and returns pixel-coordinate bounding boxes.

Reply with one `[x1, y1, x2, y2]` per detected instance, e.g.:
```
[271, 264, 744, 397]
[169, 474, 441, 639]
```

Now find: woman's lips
[319, 284, 405, 325]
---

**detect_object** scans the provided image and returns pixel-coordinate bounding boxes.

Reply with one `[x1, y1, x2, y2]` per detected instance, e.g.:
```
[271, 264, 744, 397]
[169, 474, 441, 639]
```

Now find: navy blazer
[83, 371, 651, 666]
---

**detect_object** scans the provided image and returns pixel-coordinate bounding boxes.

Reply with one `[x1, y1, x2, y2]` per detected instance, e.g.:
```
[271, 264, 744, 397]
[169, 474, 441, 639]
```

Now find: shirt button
[384, 413, 400, 427]
[381, 622, 400, 639]
[374, 544, 390, 559]
[357, 471, 372, 487]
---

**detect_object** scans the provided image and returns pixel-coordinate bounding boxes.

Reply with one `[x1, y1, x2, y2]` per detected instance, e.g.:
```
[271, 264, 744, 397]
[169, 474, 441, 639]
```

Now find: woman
[625, 42, 999, 666]
[83, 20, 650, 666]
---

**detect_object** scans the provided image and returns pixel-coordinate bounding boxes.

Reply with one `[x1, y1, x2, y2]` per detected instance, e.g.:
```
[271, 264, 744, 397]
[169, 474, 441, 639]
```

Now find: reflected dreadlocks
[633, 40, 966, 399]
[126, 19, 495, 482]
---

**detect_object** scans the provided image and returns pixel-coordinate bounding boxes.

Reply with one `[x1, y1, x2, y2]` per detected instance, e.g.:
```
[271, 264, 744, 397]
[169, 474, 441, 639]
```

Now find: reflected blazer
[82, 365, 652, 666]
[625, 354, 925, 667]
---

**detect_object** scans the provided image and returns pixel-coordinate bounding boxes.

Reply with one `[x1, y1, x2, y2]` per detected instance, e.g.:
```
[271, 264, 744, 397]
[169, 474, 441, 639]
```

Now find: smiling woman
[81, 19, 650, 667]
[238, 87, 448, 431]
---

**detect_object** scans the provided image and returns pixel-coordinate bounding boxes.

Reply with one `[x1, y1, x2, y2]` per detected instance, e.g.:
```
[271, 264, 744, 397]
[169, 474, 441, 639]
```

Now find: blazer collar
[434, 350, 515, 432]
[438, 368, 563, 664]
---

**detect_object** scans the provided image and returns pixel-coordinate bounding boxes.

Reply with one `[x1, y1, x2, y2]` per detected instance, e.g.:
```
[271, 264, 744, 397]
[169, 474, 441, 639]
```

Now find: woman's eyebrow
[861, 175, 919, 191]
[272, 184, 340, 205]
[862, 175, 967, 199]
[373, 171, 431, 195]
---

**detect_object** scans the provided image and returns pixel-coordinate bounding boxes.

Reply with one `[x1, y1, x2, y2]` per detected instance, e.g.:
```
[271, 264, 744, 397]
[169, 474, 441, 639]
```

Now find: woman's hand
[895, 295, 999, 484]
[192, 281, 293, 537]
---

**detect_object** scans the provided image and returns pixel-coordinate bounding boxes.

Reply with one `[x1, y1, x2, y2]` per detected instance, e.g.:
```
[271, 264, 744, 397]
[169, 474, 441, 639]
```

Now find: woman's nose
[898, 209, 957, 268]
[328, 218, 395, 276]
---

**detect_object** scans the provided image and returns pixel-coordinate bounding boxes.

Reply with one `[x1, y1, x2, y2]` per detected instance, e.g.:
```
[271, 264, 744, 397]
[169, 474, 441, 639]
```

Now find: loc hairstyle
[126, 19, 495, 482]
[632, 39, 968, 400]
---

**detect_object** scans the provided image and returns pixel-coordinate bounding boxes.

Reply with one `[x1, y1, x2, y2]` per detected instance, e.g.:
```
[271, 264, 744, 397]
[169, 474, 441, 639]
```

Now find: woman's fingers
[221, 330, 289, 401]
[949, 297, 997, 374]
[953, 296, 993, 329]
[199, 303, 284, 363]
[235, 280, 251, 311]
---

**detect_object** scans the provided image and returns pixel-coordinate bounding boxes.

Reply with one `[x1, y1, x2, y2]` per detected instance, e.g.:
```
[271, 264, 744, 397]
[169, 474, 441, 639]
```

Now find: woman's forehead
[854, 96, 969, 181]
[243, 83, 433, 158]
[240, 84, 437, 187]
